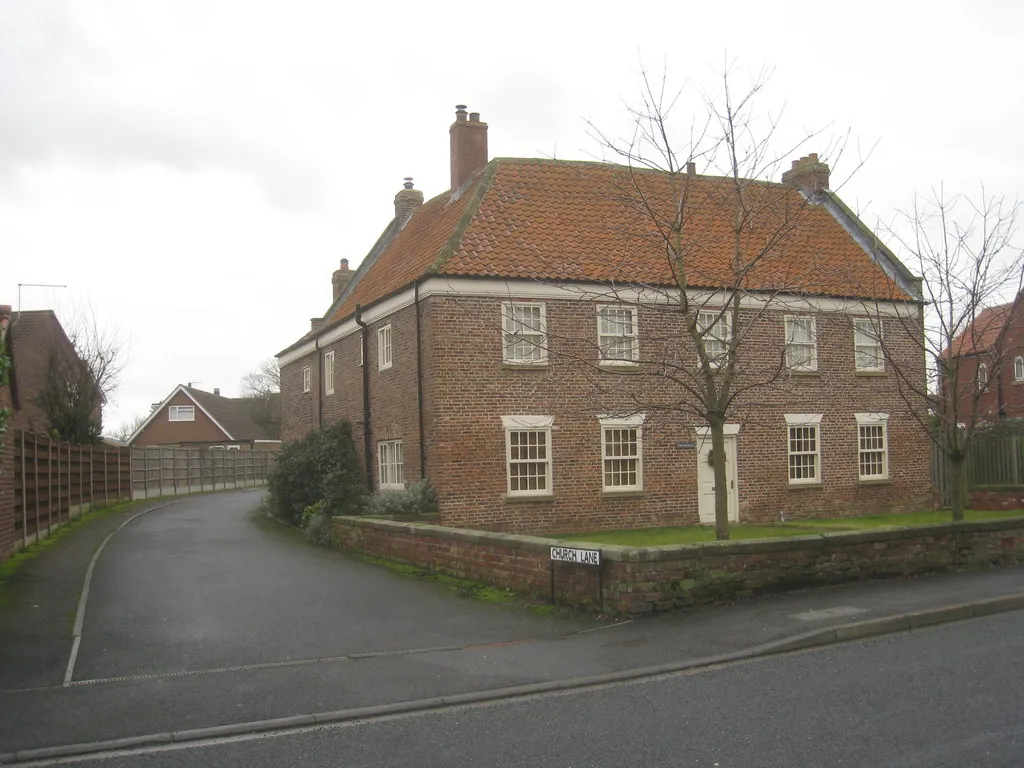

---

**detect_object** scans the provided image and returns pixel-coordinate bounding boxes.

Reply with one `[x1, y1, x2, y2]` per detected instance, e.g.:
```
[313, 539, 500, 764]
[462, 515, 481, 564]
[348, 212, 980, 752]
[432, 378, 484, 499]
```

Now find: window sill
[378, 365, 393, 372]
[599, 361, 640, 372]
[501, 362, 548, 371]
[601, 489, 644, 499]
[504, 493, 555, 503]
[788, 369, 820, 377]
[379, 484, 406, 492]
[854, 370, 887, 377]
[858, 477, 891, 486]
[787, 481, 823, 489]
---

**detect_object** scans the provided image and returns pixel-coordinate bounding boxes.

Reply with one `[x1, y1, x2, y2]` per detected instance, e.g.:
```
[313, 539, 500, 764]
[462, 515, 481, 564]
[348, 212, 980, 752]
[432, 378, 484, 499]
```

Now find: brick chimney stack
[450, 104, 488, 194]
[394, 177, 424, 226]
[781, 153, 830, 194]
[332, 258, 354, 302]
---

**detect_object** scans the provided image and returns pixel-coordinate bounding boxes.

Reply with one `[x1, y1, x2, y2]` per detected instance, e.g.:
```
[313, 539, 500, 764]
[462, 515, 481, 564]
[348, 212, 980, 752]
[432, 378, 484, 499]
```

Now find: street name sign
[550, 546, 601, 566]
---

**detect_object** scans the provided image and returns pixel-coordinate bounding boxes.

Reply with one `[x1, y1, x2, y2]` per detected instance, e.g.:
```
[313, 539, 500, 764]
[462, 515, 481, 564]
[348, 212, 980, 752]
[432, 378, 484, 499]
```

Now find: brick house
[129, 384, 281, 450]
[277, 106, 932, 534]
[0, 306, 100, 437]
[946, 293, 1024, 424]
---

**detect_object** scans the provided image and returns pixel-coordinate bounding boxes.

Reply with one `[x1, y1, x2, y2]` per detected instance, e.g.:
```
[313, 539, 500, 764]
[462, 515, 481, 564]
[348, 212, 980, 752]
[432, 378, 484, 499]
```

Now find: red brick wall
[281, 302, 425, 487]
[332, 515, 1024, 616]
[283, 292, 932, 534]
[425, 295, 932, 533]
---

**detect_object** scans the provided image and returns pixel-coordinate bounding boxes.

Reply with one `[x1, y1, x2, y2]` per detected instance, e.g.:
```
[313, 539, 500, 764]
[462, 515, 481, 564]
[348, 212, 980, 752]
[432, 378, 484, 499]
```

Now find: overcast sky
[2, 0, 1022, 435]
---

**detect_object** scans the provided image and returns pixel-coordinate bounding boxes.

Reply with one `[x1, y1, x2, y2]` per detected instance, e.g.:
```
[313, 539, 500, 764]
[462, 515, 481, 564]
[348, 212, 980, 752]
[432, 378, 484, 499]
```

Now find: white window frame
[324, 350, 335, 395]
[697, 309, 731, 369]
[501, 415, 554, 497]
[377, 440, 405, 490]
[855, 412, 889, 481]
[302, 366, 311, 393]
[596, 305, 639, 366]
[168, 405, 195, 422]
[853, 318, 884, 372]
[1015, 356, 1024, 381]
[378, 325, 393, 371]
[502, 302, 548, 365]
[785, 414, 822, 485]
[785, 315, 818, 372]
[977, 362, 988, 390]
[598, 414, 644, 491]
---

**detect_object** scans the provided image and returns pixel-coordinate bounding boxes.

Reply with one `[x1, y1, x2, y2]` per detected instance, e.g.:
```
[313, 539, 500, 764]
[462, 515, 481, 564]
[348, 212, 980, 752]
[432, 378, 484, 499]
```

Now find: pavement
[0, 490, 1022, 764]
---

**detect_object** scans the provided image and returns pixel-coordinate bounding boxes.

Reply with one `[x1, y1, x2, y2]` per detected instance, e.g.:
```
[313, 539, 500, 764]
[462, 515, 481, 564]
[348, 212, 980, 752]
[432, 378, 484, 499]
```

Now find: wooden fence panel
[9, 431, 132, 550]
[128, 447, 274, 500]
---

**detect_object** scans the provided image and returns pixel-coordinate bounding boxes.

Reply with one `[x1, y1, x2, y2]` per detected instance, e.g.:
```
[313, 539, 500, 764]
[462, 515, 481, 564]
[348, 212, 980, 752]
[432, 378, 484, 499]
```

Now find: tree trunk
[710, 420, 730, 540]
[949, 456, 967, 522]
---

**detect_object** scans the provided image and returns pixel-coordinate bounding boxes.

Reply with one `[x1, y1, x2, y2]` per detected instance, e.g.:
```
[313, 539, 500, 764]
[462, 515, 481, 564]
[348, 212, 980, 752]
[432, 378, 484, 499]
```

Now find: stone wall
[332, 515, 1024, 615]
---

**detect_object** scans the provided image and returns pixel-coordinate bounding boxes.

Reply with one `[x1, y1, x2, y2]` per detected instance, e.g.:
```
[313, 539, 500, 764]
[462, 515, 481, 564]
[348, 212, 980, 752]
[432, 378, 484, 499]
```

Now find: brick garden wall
[332, 515, 1024, 616]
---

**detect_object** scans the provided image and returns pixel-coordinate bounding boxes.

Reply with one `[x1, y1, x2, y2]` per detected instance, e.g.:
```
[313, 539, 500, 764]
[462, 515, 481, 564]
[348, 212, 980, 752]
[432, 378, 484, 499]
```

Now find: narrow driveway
[75, 490, 584, 682]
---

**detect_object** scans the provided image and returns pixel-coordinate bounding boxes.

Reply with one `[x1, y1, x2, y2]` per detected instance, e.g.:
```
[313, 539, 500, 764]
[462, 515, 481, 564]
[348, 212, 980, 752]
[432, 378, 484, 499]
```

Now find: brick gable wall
[281, 303, 425, 486]
[133, 391, 229, 446]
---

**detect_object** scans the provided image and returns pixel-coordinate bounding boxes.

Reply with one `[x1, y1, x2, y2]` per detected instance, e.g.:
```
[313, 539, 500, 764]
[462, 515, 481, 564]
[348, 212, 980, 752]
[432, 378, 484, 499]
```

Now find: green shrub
[300, 500, 333, 547]
[366, 478, 438, 517]
[266, 421, 366, 525]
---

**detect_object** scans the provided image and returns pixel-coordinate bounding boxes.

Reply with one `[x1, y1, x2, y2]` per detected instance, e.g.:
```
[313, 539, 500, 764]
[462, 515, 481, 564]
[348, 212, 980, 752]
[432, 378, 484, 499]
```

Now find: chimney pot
[450, 104, 489, 194]
[394, 177, 424, 225]
[686, 161, 696, 176]
[332, 258, 355, 302]
[781, 152, 830, 195]
[214, 387, 220, 396]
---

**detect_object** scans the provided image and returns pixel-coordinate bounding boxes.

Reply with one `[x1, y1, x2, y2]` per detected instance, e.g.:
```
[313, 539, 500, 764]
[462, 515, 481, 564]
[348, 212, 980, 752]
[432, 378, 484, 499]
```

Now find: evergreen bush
[366, 478, 438, 517]
[266, 421, 366, 525]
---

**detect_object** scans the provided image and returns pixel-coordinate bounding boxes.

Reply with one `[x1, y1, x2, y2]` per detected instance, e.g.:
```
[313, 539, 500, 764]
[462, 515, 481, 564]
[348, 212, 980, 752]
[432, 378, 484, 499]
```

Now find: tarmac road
[1, 489, 1022, 762]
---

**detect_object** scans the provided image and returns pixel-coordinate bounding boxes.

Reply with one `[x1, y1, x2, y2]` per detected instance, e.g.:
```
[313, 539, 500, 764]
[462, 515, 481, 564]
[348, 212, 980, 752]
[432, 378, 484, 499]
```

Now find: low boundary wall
[332, 516, 1024, 616]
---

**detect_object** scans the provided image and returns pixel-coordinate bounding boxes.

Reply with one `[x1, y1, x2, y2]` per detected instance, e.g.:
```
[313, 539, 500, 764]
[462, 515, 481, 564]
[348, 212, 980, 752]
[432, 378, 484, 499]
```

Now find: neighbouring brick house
[945, 294, 1024, 424]
[0, 306, 99, 437]
[129, 384, 281, 450]
[277, 106, 932, 534]
[1, 305, 104, 556]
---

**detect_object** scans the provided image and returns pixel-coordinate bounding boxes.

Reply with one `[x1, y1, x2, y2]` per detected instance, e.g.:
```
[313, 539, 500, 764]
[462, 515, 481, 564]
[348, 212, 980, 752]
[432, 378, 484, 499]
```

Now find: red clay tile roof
[947, 301, 1016, 357]
[330, 158, 910, 324]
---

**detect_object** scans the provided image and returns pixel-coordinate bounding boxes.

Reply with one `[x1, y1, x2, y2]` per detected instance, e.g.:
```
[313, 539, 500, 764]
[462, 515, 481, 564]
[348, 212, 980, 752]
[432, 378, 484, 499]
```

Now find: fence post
[20, 431, 27, 549]
[33, 434, 41, 536]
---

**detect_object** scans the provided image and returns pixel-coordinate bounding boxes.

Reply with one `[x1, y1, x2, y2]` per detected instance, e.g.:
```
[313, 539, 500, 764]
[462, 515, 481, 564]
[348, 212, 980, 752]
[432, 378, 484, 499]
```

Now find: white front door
[696, 433, 739, 525]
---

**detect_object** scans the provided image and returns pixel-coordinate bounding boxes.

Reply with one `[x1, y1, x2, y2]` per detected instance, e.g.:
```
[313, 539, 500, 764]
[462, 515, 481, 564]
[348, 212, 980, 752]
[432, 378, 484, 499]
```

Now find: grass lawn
[549, 509, 1024, 547]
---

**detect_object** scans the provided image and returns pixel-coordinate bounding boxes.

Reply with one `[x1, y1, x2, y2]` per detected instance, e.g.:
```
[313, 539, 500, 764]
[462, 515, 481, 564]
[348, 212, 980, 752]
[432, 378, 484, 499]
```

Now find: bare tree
[555, 64, 851, 539]
[866, 188, 1023, 520]
[37, 310, 126, 444]
[239, 358, 281, 439]
[239, 358, 281, 398]
[108, 413, 147, 443]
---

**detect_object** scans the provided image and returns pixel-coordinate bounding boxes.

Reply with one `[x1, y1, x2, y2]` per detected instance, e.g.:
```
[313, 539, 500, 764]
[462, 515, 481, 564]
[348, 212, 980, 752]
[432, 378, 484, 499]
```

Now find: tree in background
[37, 310, 125, 445]
[239, 358, 280, 439]
[866, 188, 1023, 520]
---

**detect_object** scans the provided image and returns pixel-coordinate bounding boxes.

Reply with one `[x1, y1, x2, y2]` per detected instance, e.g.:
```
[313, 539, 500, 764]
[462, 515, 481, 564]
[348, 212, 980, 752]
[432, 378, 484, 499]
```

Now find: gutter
[355, 305, 373, 491]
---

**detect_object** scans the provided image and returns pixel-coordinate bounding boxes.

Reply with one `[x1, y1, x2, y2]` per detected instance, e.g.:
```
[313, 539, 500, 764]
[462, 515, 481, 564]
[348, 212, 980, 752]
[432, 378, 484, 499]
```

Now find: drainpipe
[315, 336, 322, 428]
[355, 305, 373, 491]
[415, 280, 427, 480]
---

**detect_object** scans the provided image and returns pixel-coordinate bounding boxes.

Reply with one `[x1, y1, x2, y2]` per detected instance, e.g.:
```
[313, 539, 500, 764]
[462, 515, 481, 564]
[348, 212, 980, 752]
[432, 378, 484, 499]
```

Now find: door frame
[695, 425, 740, 524]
